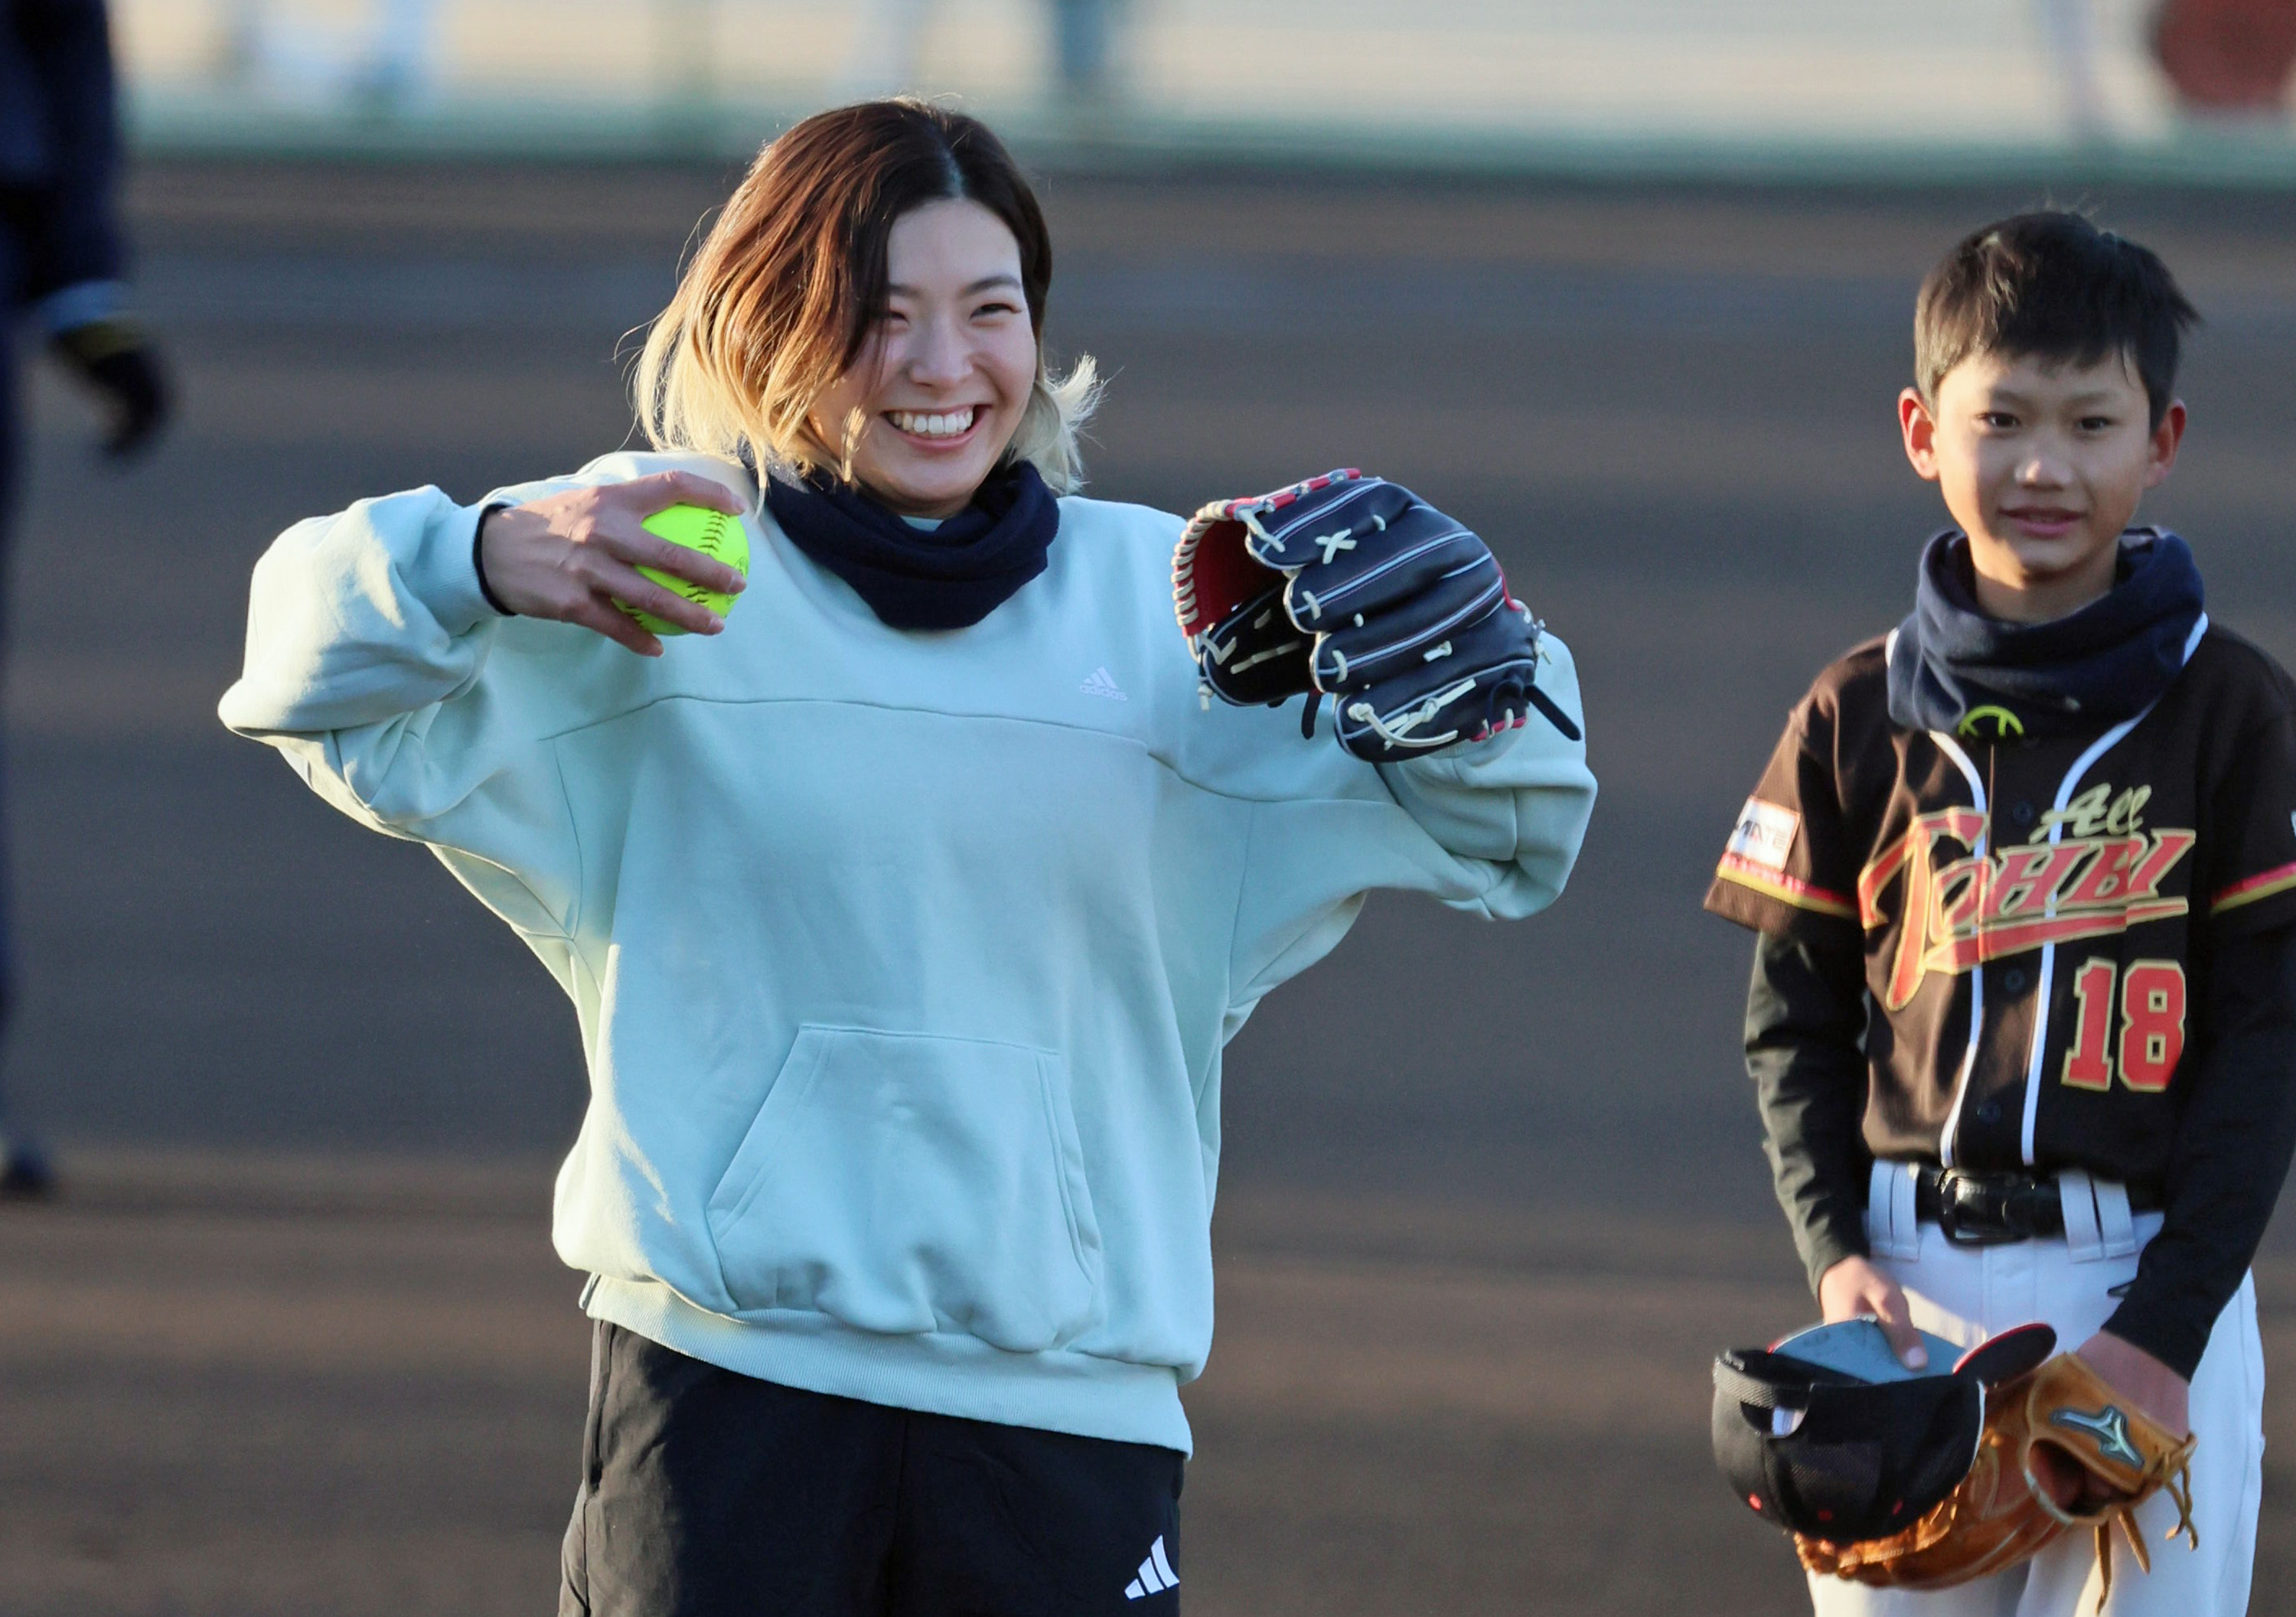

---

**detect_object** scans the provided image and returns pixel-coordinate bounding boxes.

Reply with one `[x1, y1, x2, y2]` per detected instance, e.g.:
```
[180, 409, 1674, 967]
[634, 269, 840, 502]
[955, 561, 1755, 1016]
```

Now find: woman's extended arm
[1368, 634, 1596, 920]
[217, 459, 746, 937]
[223, 468, 746, 740]
[1219, 634, 1596, 1022]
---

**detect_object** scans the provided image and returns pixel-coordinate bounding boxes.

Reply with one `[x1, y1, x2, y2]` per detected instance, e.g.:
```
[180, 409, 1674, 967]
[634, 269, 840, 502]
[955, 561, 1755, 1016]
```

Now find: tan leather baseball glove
[1798, 1352, 2197, 1603]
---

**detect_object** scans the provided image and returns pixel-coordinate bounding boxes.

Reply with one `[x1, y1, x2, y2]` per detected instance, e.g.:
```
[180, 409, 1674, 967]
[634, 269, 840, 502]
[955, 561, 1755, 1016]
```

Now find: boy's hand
[1818, 1254, 1929, 1370]
[2076, 1331, 2189, 1433]
[2026, 1332, 2191, 1513]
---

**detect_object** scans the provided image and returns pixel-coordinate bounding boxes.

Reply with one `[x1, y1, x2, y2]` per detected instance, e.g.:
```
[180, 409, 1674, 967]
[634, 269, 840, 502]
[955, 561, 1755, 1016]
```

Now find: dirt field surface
[6, 162, 2296, 1614]
[7, 1156, 2296, 1615]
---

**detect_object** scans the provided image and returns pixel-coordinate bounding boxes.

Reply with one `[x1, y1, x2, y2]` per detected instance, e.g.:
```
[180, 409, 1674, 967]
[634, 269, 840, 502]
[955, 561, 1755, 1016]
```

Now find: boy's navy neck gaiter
[1886, 528, 2206, 742]
[763, 459, 1059, 631]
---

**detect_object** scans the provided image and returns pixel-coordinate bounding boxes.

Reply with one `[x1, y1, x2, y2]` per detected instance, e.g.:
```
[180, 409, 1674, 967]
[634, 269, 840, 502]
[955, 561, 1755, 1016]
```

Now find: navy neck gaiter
[764, 460, 1060, 631]
[1885, 528, 2205, 742]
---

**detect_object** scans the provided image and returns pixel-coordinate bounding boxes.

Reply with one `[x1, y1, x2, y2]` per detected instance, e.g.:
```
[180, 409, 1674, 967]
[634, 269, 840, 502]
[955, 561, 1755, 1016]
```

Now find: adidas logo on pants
[1125, 1536, 1179, 1600]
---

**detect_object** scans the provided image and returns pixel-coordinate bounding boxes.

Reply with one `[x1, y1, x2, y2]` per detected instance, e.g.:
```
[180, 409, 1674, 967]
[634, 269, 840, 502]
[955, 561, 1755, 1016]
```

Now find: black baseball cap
[1711, 1319, 2056, 1547]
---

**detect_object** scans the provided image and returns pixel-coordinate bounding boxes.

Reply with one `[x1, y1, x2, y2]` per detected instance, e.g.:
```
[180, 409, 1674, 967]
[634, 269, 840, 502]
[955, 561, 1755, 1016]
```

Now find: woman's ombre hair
[634, 99, 1098, 492]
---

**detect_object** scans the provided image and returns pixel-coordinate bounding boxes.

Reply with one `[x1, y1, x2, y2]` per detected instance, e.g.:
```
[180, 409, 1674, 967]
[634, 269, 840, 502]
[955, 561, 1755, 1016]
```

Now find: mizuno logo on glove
[2048, 1403, 2143, 1469]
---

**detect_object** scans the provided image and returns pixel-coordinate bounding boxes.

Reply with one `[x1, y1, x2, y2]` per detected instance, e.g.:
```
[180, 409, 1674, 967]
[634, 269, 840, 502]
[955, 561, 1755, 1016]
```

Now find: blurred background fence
[110, 0, 2296, 175]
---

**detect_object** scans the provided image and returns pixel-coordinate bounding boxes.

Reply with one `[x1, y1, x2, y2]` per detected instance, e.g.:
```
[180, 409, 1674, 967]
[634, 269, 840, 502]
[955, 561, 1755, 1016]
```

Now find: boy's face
[1898, 350, 2186, 622]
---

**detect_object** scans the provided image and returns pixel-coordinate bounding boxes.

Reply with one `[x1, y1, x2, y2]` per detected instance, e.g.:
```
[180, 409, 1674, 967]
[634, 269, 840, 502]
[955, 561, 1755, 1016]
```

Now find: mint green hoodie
[220, 452, 1596, 1452]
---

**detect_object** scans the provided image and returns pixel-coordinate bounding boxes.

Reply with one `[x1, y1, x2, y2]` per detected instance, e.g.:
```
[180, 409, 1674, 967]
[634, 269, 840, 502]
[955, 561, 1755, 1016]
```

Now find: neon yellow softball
[621, 504, 750, 636]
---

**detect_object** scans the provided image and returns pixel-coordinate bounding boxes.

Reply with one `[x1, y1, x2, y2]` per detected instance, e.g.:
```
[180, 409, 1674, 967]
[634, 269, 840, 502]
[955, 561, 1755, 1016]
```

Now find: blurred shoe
[0, 1136, 54, 1200]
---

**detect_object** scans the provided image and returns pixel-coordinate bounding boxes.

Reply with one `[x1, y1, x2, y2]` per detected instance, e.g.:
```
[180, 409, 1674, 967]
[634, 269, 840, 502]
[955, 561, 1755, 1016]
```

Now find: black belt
[1913, 1165, 2163, 1247]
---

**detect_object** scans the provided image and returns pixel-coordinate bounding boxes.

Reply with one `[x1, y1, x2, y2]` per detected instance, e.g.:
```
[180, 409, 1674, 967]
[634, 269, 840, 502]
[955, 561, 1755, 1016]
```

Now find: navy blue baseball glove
[1172, 468, 1577, 763]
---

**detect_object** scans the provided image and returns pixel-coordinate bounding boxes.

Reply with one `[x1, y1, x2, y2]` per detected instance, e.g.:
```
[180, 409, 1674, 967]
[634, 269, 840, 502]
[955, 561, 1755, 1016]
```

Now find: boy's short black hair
[1914, 211, 2198, 428]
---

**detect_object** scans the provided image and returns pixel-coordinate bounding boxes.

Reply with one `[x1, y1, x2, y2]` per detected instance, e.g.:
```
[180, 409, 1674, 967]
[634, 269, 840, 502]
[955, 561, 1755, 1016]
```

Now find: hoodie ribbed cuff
[473, 504, 516, 618]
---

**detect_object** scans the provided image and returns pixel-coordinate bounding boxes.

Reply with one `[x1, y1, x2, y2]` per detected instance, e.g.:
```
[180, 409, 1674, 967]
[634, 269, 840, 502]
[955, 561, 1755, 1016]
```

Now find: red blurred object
[2153, 0, 2296, 109]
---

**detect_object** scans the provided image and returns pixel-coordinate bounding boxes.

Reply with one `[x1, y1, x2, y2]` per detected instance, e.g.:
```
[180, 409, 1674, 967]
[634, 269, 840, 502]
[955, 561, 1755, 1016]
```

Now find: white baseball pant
[1805, 1164, 2262, 1617]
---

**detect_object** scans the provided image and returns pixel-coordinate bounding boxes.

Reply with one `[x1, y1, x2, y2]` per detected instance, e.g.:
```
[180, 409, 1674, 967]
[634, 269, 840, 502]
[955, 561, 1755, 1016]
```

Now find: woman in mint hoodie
[220, 101, 1596, 1616]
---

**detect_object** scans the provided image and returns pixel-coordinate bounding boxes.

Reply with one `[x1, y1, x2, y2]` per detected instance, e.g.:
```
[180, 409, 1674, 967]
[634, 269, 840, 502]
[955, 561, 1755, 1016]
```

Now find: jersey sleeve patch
[1726, 797, 1800, 872]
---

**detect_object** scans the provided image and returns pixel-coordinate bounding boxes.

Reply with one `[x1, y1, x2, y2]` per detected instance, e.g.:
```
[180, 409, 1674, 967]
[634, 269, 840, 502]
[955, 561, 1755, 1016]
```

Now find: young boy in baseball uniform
[1706, 210, 2296, 1615]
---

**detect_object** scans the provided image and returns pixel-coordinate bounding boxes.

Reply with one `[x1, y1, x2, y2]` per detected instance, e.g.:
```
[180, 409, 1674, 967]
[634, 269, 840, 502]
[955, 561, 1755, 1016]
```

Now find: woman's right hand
[1818, 1254, 1929, 1371]
[478, 471, 748, 656]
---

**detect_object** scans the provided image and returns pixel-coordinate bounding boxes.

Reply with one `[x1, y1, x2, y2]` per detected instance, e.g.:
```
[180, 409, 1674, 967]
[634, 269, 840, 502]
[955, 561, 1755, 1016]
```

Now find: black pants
[560, 1323, 1186, 1617]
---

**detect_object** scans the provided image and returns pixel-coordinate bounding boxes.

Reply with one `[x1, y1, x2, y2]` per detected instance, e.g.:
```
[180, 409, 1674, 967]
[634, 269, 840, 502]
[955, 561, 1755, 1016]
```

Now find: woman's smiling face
[808, 198, 1041, 519]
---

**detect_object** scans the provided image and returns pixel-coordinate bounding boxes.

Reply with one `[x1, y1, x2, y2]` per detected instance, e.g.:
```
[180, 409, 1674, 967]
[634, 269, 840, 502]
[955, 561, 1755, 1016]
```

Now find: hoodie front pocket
[706, 1025, 1105, 1352]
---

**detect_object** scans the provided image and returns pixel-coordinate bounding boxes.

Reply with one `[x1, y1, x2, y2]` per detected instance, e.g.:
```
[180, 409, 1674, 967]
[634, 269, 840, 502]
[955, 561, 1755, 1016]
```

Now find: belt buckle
[1936, 1174, 2027, 1247]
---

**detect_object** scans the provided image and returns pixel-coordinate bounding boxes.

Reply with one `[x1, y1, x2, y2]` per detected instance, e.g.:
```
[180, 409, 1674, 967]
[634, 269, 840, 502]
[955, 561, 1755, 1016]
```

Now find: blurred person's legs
[2036, 0, 2108, 139]
[0, 246, 38, 1201]
[351, 0, 434, 109]
[839, 0, 934, 98]
[1050, 0, 1120, 102]
[212, 0, 263, 81]
[212, 0, 432, 106]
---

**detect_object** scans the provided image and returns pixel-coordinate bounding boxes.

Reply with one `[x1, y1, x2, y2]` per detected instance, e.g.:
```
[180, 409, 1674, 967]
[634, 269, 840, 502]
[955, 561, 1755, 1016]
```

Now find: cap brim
[1951, 1322, 2056, 1386]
